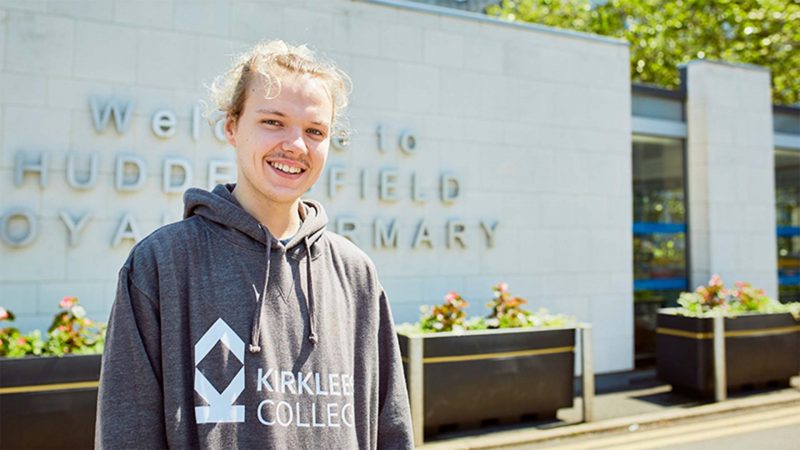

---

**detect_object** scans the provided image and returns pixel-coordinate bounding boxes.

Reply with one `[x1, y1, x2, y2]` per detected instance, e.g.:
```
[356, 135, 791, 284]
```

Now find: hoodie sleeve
[95, 267, 168, 449]
[376, 289, 415, 450]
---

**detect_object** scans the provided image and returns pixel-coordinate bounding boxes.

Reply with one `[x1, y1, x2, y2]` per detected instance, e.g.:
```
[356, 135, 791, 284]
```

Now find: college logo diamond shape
[194, 318, 245, 423]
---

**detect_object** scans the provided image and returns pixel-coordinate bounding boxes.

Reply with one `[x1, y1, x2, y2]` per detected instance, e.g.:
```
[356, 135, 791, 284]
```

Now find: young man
[96, 41, 414, 449]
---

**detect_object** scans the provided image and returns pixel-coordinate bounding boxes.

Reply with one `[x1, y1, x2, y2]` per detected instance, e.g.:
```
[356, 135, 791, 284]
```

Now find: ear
[224, 115, 238, 148]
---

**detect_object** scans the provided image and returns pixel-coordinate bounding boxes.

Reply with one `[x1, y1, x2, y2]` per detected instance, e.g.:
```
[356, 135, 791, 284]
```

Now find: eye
[262, 119, 282, 127]
[306, 128, 326, 138]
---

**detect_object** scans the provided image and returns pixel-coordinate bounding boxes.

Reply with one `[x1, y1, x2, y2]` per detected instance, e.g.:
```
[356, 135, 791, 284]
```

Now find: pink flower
[57, 325, 68, 332]
[709, 275, 723, 287]
[60, 296, 76, 309]
[16, 337, 26, 345]
[498, 282, 509, 293]
[0, 307, 8, 321]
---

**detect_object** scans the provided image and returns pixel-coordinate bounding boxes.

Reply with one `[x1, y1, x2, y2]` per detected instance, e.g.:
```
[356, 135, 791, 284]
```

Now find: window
[632, 135, 688, 363]
[775, 149, 800, 302]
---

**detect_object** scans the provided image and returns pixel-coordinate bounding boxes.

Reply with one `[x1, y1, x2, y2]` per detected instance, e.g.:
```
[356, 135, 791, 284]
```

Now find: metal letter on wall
[360, 169, 369, 200]
[115, 155, 148, 192]
[379, 169, 400, 202]
[331, 134, 349, 152]
[412, 219, 434, 249]
[374, 218, 399, 249]
[66, 153, 99, 190]
[411, 172, 427, 203]
[399, 130, 418, 155]
[0, 208, 38, 248]
[336, 217, 358, 244]
[328, 166, 346, 199]
[214, 118, 227, 143]
[151, 110, 177, 138]
[480, 220, 499, 248]
[163, 158, 193, 193]
[208, 160, 236, 189]
[112, 213, 142, 247]
[440, 173, 460, 204]
[192, 105, 202, 141]
[376, 124, 389, 153]
[446, 220, 467, 249]
[14, 152, 48, 188]
[59, 210, 92, 247]
[89, 96, 133, 134]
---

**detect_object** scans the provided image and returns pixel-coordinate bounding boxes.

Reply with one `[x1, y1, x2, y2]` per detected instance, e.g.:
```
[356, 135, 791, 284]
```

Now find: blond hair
[209, 40, 351, 139]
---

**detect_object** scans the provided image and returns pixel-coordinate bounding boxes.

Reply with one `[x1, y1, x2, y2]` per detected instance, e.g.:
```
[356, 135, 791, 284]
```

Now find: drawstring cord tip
[249, 344, 261, 353]
[308, 333, 318, 345]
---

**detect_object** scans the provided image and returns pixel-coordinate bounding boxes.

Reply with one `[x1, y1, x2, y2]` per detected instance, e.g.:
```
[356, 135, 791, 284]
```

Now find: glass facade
[632, 135, 688, 363]
[776, 149, 800, 302]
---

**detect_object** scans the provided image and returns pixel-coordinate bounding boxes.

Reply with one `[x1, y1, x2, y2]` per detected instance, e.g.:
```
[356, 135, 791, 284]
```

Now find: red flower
[60, 296, 77, 309]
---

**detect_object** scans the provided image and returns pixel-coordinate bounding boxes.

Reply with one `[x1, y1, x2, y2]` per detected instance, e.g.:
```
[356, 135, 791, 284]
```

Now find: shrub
[0, 297, 106, 357]
[675, 275, 800, 318]
[401, 283, 575, 334]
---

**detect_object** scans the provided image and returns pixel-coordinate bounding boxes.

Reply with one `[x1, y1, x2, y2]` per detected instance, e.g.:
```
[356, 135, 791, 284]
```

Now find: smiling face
[225, 72, 333, 209]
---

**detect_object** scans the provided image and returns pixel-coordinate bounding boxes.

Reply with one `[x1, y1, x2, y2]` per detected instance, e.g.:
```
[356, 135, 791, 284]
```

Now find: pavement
[418, 369, 800, 449]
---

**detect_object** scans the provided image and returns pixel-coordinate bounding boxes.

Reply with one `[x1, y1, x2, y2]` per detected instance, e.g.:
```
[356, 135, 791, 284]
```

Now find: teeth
[270, 162, 302, 174]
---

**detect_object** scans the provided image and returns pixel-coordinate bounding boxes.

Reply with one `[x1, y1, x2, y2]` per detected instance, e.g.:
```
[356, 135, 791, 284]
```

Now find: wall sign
[1, 96, 499, 250]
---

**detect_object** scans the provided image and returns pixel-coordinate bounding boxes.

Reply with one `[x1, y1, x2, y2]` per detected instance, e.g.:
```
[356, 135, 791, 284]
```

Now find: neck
[232, 186, 302, 241]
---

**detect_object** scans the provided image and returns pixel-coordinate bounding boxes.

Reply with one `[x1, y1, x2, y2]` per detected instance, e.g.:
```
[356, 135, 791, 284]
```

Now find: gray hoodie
[95, 184, 413, 449]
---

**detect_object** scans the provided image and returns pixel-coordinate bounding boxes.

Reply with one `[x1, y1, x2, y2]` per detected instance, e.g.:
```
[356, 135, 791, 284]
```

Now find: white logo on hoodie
[194, 318, 246, 423]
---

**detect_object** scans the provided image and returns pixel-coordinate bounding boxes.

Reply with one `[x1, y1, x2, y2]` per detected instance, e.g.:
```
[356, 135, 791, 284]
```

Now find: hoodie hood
[183, 184, 327, 251]
[183, 183, 328, 350]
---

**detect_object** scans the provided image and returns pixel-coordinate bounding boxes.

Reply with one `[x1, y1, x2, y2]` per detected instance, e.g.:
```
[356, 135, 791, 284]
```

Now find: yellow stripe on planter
[657, 325, 800, 340]
[656, 328, 714, 339]
[725, 325, 800, 338]
[422, 346, 575, 364]
[0, 380, 99, 395]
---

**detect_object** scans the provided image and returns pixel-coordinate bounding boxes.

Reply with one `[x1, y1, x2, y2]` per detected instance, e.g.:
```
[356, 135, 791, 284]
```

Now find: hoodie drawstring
[304, 236, 318, 346]
[249, 225, 272, 353]
[249, 226, 318, 353]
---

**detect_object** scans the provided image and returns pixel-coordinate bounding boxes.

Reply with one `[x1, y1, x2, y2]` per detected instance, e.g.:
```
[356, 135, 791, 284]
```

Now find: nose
[281, 127, 307, 153]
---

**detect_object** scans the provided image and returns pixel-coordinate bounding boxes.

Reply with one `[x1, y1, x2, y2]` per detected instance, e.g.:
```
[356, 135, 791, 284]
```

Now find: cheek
[312, 142, 330, 162]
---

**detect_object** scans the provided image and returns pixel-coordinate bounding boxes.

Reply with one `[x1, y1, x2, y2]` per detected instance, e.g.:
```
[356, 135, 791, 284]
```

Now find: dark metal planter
[656, 311, 800, 396]
[398, 327, 576, 437]
[0, 354, 101, 449]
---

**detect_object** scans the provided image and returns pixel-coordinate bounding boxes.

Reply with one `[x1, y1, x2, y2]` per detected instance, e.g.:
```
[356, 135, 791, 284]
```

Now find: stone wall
[0, 0, 633, 372]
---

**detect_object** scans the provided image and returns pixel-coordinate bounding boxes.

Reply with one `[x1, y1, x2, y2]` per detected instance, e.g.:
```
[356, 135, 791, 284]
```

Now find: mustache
[268, 152, 310, 166]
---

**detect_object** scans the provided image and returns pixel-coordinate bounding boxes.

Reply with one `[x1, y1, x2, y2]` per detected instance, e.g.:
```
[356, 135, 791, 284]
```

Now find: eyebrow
[255, 109, 330, 128]
[256, 109, 286, 117]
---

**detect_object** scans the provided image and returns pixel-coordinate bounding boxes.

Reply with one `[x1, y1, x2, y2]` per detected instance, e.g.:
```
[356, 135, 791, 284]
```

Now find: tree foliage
[488, 0, 800, 105]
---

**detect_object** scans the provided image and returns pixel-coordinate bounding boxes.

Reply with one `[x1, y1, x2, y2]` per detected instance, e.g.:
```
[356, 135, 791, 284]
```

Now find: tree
[487, 0, 800, 105]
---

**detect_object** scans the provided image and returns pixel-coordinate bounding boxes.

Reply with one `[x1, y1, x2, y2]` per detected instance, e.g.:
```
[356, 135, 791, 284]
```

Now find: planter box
[0, 354, 101, 449]
[398, 327, 576, 436]
[656, 311, 800, 395]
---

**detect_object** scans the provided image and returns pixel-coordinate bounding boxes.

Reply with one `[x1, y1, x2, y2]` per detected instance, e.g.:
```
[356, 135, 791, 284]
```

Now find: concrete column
[685, 60, 778, 296]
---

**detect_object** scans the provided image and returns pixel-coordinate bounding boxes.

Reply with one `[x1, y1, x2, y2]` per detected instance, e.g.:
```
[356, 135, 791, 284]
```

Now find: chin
[259, 187, 306, 205]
